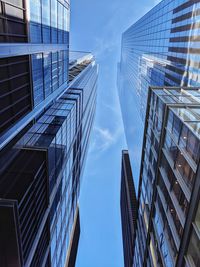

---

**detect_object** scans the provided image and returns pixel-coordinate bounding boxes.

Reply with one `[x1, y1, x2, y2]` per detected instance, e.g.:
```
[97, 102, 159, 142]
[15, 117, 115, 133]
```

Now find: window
[51, 0, 57, 43]
[187, 130, 200, 163]
[32, 54, 44, 106]
[175, 151, 195, 190]
[43, 52, 52, 97]
[164, 131, 178, 163]
[42, 0, 50, 43]
[0, 0, 27, 42]
[0, 56, 32, 134]
[58, 2, 63, 43]
[30, 0, 42, 43]
[172, 114, 182, 143]
[52, 52, 58, 91]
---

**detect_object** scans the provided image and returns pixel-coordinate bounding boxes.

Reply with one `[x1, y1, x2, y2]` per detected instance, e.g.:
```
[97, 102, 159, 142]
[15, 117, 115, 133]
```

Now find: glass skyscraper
[120, 150, 137, 267]
[118, 1, 200, 267]
[136, 87, 200, 267]
[0, 1, 98, 266]
[118, 0, 200, 186]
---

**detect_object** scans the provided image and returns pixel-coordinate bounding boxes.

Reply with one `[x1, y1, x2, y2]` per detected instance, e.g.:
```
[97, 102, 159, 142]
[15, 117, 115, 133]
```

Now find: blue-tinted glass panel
[58, 2, 63, 43]
[42, 0, 50, 43]
[30, 0, 42, 43]
[43, 52, 52, 97]
[32, 53, 44, 106]
[51, 0, 57, 43]
[52, 52, 58, 91]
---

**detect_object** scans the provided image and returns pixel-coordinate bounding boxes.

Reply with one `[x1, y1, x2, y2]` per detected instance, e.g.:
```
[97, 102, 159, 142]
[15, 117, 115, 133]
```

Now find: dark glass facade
[118, 2, 200, 266]
[0, 1, 98, 266]
[118, 0, 200, 188]
[120, 150, 137, 267]
[0, 53, 97, 267]
[134, 87, 200, 267]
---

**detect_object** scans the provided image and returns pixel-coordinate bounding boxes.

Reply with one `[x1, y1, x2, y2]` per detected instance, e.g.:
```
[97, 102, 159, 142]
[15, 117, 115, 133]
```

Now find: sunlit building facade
[135, 87, 200, 267]
[118, 0, 200, 187]
[0, 1, 98, 266]
[118, 1, 200, 267]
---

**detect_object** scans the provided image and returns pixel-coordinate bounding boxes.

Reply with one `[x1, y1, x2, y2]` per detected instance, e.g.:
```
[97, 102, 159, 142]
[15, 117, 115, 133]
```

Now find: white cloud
[90, 124, 123, 154]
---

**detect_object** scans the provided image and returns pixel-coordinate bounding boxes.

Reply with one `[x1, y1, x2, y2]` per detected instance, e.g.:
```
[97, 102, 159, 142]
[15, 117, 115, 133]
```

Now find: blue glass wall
[31, 51, 68, 106]
[29, 0, 69, 44]
[118, 0, 200, 191]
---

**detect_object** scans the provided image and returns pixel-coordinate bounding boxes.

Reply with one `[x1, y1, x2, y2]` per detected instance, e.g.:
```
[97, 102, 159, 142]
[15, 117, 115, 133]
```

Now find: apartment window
[172, 114, 182, 143]
[187, 130, 200, 163]
[0, 56, 32, 134]
[175, 151, 195, 190]
[0, 0, 27, 42]
[164, 131, 178, 163]
[179, 125, 200, 164]
[167, 110, 173, 133]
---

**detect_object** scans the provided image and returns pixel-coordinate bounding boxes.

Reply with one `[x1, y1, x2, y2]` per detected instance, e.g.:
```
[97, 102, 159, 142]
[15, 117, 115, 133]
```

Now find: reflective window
[51, 0, 58, 43]
[52, 52, 59, 91]
[42, 0, 50, 42]
[58, 2, 63, 43]
[32, 53, 44, 106]
[30, 0, 42, 42]
[43, 52, 52, 97]
[175, 151, 195, 189]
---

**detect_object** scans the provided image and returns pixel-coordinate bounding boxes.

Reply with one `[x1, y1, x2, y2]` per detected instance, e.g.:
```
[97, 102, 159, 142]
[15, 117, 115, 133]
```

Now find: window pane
[6, 0, 23, 7]
[5, 4, 23, 20]
[32, 54, 44, 106]
[43, 52, 52, 97]
[42, 0, 50, 42]
[51, 0, 57, 43]
[30, 0, 42, 43]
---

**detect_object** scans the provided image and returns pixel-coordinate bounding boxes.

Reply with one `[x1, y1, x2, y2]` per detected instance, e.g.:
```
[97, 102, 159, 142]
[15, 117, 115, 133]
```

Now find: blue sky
[70, 1, 159, 266]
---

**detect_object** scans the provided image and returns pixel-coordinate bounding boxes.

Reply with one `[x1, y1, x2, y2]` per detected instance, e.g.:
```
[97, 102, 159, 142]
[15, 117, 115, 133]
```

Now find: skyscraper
[118, 1, 200, 267]
[135, 86, 200, 267]
[118, 0, 200, 187]
[120, 150, 137, 267]
[0, 1, 98, 266]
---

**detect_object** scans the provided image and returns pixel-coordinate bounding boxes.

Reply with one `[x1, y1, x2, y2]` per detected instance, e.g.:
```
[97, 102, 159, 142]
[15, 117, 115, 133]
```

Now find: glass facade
[32, 51, 68, 106]
[120, 150, 137, 267]
[0, 1, 98, 266]
[0, 54, 98, 267]
[29, 0, 69, 44]
[118, 0, 200, 187]
[134, 87, 200, 267]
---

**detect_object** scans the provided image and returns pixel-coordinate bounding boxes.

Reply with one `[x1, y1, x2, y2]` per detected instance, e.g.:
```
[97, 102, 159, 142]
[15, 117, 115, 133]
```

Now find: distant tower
[120, 150, 137, 267]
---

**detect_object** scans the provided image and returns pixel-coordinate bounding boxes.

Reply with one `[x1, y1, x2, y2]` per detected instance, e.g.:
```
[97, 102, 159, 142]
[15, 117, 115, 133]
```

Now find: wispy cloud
[90, 125, 123, 154]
